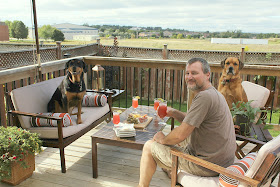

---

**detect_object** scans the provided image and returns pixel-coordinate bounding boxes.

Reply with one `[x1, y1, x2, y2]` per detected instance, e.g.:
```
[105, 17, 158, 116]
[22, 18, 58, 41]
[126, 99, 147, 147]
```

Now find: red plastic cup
[113, 111, 120, 125]
[158, 100, 167, 119]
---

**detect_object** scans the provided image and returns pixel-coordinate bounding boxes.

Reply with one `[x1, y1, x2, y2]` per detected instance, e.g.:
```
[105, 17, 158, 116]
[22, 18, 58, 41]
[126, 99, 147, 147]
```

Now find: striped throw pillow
[30, 113, 73, 127]
[219, 152, 257, 187]
[82, 93, 107, 107]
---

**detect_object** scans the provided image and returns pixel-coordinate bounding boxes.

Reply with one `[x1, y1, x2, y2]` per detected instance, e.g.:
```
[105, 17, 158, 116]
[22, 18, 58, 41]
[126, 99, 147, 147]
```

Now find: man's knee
[143, 140, 154, 154]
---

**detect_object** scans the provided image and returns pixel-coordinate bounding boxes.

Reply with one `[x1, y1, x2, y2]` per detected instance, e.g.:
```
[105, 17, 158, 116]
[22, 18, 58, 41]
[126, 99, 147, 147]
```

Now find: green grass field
[7, 38, 280, 52]
[99, 38, 280, 52]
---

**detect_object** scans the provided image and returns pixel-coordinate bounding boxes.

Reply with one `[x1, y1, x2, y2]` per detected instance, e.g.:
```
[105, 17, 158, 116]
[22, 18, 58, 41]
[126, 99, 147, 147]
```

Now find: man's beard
[187, 80, 203, 91]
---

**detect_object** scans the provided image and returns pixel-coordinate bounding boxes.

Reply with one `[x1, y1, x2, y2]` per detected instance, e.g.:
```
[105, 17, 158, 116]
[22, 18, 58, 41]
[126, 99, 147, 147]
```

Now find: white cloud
[1, 0, 279, 33]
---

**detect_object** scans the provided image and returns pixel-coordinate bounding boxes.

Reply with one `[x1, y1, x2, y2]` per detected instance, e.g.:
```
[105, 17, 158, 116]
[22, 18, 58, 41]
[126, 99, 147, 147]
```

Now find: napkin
[114, 123, 136, 137]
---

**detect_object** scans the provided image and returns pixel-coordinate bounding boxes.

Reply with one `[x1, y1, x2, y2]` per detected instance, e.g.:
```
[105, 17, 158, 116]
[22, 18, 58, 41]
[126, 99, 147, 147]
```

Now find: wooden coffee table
[91, 105, 169, 178]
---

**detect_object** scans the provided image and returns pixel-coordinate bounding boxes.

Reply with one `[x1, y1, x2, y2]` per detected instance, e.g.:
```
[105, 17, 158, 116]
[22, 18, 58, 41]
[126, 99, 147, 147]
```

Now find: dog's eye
[234, 63, 238, 66]
[226, 62, 230, 65]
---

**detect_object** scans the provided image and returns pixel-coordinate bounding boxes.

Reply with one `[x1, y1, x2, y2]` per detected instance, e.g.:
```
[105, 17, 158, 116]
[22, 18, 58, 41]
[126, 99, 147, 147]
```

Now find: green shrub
[0, 126, 42, 180]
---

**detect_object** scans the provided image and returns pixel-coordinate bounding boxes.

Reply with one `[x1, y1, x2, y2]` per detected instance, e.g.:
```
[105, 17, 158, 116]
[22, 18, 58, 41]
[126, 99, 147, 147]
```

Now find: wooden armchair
[234, 81, 274, 160]
[241, 81, 274, 142]
[171, 134, 280, 187]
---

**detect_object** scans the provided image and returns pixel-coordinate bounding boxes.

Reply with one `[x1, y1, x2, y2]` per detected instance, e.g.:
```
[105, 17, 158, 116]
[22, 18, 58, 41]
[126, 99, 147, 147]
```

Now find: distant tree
[109, 28, 116, 33]
[119, 27, 127, 33]
[177, 33, 184, 39]
[232, 30, 242, 38]
[39, 25, 55, 40]
[171, 33, 177, 39]
[130, 33, 136, 39]
[11, 21, 28, 39]
[5, 20, 12, 37]
[154, 27, 162, 31]
[51, 29, 65, 41]
[99, 32, 105, 37]
[220, 31, 231, 38]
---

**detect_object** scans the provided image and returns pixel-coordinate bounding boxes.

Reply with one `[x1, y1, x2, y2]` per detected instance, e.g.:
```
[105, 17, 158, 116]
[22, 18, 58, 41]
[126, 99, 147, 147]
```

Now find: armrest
[236, 134, 266, 145]
[8, 110, 64, 142]
[86, 89, 114, 95]
[170, 148, 260, 187]
[8, 110, 63, 121]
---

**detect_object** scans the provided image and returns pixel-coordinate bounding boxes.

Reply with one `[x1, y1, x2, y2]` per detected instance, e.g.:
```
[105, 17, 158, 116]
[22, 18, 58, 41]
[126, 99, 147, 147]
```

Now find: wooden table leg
[92, 138, 98, 178]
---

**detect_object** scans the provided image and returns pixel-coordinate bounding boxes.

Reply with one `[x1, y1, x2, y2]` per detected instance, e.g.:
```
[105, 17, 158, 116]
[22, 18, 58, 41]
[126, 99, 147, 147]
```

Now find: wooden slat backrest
[253, 150, 280, 185]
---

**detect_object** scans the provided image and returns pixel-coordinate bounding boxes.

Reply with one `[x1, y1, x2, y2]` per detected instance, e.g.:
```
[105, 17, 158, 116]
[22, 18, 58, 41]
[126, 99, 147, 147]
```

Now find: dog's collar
[68, 77, 83, 91]
[221, 78, 238, 85]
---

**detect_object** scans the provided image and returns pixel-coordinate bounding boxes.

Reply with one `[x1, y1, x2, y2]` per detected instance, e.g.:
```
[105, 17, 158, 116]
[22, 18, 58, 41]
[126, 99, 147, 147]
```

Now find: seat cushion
[177, 170, 219, 187]
[28, 104, 110, 139]
[219, 152, 257, 187]
[242, 81, 270, 123]
[241, 81, 270, 108]
[11, 76, 65, 129]
[245, 135, 280, 179]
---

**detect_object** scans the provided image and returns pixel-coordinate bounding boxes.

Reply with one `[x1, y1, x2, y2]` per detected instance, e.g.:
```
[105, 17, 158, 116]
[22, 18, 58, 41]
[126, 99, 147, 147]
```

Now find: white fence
[211, 38, 268, 45]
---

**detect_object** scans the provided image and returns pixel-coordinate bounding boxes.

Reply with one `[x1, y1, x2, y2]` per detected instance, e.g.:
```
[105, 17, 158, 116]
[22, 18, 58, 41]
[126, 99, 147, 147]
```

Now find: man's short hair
[187, 58, 211, 74]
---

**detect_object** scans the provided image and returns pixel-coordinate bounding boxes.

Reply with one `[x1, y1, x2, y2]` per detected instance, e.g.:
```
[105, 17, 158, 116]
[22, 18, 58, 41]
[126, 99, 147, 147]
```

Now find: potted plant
[231, 100, 264, 137]
[0, 126, 42, 185]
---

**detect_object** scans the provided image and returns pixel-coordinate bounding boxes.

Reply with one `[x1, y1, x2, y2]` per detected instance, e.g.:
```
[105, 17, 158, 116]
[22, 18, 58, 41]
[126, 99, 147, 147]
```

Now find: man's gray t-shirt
[183, 86, 236, 168]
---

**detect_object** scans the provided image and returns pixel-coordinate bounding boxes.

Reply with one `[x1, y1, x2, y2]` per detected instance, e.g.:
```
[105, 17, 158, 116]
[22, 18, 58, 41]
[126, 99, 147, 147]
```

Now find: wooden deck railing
[1, 56, 280, 127]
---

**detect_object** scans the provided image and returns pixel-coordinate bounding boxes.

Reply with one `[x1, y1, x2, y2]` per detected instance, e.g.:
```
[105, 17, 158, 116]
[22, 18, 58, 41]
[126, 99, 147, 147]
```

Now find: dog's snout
[71, 67, 79, 75]
[73, 66, 77, 72]
[226, 66, 235, 75]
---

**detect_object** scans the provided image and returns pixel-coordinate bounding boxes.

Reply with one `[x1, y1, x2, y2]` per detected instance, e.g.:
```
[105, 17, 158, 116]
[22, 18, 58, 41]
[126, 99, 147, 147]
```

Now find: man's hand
[166, 107, 174, 117]
[153, 131, 166, 144]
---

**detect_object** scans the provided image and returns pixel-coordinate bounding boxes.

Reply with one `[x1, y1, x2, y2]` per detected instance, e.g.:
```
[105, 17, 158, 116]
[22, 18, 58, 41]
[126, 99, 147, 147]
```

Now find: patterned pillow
[219, 152, 257, 187]
[82, 93, 107, 107]
[30, 113, 73, 127]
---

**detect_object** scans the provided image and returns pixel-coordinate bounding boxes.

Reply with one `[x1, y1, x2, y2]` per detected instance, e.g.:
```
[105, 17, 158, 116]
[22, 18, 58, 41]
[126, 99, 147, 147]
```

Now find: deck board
[1, 122, 278, 187]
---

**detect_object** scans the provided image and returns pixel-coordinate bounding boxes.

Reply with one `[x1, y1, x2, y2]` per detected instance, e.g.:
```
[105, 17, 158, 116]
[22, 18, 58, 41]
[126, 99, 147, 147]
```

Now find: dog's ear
[82, 61, 87, 73]
[221, 58, 227, 68]
[238, 59, 244, 70]
[65, 60, 72, 69]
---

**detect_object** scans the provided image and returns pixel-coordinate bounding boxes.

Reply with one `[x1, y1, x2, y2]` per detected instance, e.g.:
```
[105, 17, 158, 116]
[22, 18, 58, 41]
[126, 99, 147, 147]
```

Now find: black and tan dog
[48, 59, 87, 124]
[218, 57, 248, 108]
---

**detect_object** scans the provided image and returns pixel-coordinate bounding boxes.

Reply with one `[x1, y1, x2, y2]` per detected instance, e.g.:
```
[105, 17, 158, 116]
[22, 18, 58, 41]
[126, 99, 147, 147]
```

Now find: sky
[1, 0, 280, 33]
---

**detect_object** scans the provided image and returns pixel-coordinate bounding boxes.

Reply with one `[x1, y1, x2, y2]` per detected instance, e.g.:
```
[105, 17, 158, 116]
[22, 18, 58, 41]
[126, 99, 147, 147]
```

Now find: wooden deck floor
[1, 122, 171, 187]
[1, 122, 278, 187]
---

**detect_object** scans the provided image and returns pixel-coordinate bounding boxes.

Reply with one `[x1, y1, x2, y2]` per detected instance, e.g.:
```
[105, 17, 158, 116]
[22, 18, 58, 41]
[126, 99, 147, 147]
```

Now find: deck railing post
[163, 44, 170, 100]
[96, 38, 101, 56]
[163, 44, 168, 59]
[56, 41, 62, 60]
[241, 47, 245, 63]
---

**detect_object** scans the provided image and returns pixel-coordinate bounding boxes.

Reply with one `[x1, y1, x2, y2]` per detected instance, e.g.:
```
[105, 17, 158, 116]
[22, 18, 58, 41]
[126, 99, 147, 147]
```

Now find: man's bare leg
[138, 140, 157, 187]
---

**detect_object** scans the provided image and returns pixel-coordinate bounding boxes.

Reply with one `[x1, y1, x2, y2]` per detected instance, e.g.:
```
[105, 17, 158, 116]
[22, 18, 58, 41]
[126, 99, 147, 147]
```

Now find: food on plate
[127, 113, 148, 124]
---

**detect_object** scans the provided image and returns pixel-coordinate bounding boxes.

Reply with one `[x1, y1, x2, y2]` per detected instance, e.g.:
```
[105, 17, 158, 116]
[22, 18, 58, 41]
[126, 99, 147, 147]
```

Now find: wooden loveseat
[6, 76, 112, 173]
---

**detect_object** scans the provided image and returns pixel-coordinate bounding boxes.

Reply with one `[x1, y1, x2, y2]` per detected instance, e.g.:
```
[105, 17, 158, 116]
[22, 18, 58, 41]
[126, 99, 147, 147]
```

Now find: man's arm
[153, 122, 195, 145]
[166, 107, 187, 123]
